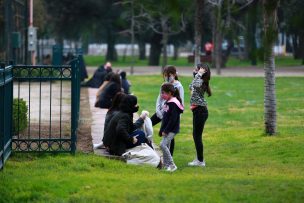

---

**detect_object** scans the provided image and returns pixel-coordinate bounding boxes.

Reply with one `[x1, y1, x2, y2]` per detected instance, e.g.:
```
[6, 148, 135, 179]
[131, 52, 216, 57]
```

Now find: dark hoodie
[159, 97, 184, 136]
[104, 95, 143, 156]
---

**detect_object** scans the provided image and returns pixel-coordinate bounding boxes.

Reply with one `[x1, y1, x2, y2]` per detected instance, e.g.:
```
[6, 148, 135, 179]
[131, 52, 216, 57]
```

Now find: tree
[245, 0, 259, 65]
[194, 0, 205, 65]
[281, 0, 304, 64]
[118, 0, 149, 74]
[263, 0, 279, 135]
[207, 0, 256, 74]
[143, 0, 187, 70]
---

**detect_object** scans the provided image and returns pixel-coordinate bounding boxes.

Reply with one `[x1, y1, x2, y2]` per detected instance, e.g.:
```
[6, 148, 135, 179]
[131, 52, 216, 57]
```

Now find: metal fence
[0, 63, 13, 170]
[12, 58, 80, 153]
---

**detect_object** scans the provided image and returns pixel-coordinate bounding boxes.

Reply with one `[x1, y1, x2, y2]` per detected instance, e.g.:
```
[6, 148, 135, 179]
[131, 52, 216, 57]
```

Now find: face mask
[166, 76, 175, 83]
[161, 92, 170, 101]
[132, 105, 139, 113]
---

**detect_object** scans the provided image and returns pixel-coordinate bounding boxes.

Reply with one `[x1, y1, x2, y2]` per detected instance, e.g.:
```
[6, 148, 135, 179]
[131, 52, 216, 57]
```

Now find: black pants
[192, 106, 208, 162]
[151, 113, 175, 156]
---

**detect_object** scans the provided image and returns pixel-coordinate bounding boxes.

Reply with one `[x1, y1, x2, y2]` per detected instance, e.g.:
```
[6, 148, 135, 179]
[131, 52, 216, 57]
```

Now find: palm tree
[263, 0, 279, 135]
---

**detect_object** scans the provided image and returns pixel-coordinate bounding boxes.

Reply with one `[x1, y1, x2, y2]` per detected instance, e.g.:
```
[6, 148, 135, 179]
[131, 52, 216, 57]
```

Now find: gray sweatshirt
[155, 80, 184, 119]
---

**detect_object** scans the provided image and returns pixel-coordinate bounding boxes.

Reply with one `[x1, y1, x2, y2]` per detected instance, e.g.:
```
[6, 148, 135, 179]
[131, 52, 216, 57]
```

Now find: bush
[12, 98, 28, 134]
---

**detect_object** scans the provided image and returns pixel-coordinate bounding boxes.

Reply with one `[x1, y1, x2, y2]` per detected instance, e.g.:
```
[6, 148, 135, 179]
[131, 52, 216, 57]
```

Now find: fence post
[0, 63, 4, 169]
[70, 57, 80, 154]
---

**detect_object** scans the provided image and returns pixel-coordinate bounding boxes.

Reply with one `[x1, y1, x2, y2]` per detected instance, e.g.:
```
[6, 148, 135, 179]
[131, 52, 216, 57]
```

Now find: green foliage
[1, 76, 303, 202]
[12, 98, 28, 134]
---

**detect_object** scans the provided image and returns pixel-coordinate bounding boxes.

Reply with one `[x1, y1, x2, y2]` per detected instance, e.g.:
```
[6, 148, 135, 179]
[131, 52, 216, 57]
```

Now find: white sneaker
[93, 142, 104, 149]
[188, 159, 206, 167]
[166, 164, 177, 172]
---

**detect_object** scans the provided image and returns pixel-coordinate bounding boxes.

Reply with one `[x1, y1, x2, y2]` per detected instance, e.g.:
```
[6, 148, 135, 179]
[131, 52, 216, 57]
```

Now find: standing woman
[188, 63, 212, 167]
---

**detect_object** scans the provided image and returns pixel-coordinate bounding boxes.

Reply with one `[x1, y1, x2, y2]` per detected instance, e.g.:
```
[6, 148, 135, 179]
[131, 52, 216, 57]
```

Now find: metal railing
[11, 58, 80, 153]
[0, 63, 13, 170]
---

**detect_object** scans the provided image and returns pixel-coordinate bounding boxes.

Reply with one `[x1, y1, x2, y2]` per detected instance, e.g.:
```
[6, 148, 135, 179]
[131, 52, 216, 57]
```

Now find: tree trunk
[292, 34, 300, 59]
[263, 0, 279, 135]
[106, 27, 117, 61]
[138, 40, 146, 60]
[214, 4, 222, 75]
[173, 43, 179, 60]
[148, 33, 162, 66]
[299, 33, 304, 65]
[246, 0, 258, 65]
[194, 0, 204, 65]
[221, 38, 234, 67]
[130, 0, 135, 74]
[161, 17, 169, 72]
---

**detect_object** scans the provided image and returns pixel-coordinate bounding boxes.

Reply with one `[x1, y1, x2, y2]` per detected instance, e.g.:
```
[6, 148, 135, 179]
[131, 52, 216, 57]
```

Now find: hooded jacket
[155, 80, 184, 119]
[104, 95, 143, 156]
[159, 97, 184, 136]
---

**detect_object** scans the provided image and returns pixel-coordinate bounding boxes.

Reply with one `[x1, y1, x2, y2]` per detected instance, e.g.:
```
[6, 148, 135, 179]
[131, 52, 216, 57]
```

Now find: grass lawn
[1, 76, 304, 203]
[84, 55, 303, 68]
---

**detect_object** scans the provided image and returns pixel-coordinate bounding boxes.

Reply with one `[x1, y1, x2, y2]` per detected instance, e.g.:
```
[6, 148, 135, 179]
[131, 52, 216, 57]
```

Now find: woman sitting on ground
[102, 92, 126, 148]
[95, 73, 122, 109]
[104, 95, 151, 156]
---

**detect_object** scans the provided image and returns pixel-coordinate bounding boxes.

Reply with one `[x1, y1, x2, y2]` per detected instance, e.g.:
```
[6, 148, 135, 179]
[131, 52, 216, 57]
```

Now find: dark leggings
[192, 106, 208, 162]
[151, 113, 175, 156]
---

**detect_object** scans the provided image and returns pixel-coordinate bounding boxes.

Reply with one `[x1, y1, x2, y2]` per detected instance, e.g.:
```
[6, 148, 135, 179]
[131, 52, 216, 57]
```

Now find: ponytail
[161, 83, 182, 103]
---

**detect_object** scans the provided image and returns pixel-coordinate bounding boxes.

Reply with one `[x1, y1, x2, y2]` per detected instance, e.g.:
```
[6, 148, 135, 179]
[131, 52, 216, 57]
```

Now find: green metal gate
[0, 63, 13, 169]
[11, 57, 80, 153]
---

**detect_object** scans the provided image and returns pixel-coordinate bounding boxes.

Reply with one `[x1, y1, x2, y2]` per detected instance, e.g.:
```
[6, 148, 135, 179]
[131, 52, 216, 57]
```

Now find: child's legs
[160, 132, 175, 167]
[192, 106, 208, 162]
[169, 138, 175, 156]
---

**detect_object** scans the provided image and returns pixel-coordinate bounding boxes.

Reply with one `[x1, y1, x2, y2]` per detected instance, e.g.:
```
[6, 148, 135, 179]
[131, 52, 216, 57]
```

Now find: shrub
[12, 98, 28, 134]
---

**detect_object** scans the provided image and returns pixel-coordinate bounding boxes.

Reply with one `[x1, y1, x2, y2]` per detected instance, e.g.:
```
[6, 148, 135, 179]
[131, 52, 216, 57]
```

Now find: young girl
[151, 65, 184, 156]
[188, 63, 212, 167]
[159, 83, 184, 172]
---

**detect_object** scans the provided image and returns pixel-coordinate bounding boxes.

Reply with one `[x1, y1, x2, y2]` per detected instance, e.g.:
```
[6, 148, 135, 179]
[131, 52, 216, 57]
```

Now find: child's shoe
[166, 164, 177, 172]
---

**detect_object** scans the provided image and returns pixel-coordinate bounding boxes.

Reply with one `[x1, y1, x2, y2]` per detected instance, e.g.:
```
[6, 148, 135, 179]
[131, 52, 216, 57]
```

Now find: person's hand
[162, 132, 167, 136]
[132, 136, 138, 144]
[198, 67, 206, 75]
[140, 110, 149, 120]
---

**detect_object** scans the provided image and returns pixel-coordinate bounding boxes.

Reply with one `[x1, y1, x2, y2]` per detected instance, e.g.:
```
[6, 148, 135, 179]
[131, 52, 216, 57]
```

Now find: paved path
[87, 66, 304, 77]
[86, 88, 109, 156]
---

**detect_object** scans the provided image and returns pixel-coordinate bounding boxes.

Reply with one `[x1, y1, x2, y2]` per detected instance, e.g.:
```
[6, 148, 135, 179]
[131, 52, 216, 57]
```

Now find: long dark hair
[161, 83, 182, 103]
[108, 92, 126, 113]
[196, 63, 212, 97]
[163, 65, 179, 80]
[110, 73, 122, 88]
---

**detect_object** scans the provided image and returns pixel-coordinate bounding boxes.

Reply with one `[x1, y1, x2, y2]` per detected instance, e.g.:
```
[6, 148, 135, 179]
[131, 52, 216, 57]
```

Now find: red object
[205, 42, 213, 52]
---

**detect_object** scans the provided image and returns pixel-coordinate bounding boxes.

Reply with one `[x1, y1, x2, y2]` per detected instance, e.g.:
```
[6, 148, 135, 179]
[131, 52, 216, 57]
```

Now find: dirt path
[77, 88, 94, 153]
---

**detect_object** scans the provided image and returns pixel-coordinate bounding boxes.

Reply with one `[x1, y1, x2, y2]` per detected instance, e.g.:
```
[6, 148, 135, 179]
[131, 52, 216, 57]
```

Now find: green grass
[84, 55, 303, 68]
[1, 76, 304, 202]
[226, 56, 303, 68]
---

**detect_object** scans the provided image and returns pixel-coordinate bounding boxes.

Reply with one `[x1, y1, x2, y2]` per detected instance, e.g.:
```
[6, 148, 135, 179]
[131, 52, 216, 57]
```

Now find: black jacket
[159, 98, 184, 136]
[104, 111, 144, 156]
[96, 82, 121, 109]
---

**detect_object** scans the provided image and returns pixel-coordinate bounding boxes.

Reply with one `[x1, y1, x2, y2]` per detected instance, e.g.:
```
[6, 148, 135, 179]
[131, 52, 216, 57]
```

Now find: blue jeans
[126, 130, 148, 149]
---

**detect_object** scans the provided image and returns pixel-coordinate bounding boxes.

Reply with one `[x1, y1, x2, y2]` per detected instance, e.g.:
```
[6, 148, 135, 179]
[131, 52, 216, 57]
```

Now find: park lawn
[1, 76, 304, 203]
[84, 55, 303, 68]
